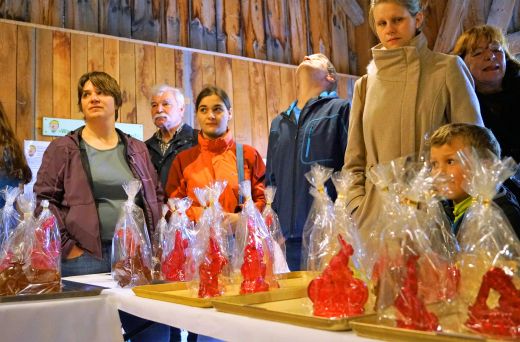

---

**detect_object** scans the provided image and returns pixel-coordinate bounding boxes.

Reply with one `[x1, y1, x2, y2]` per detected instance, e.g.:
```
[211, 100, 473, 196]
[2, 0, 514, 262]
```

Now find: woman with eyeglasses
[454, 25, 520, 200]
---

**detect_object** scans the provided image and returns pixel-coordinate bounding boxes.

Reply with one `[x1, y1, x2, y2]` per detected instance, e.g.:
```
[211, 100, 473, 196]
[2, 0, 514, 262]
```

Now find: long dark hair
[0, 102, 32, 183]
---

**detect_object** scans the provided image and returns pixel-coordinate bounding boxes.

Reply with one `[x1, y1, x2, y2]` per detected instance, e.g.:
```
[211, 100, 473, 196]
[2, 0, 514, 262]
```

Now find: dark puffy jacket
[145, 124, 198, 189]
[265, 93, 350, 239]
[34, 127, 163, 259]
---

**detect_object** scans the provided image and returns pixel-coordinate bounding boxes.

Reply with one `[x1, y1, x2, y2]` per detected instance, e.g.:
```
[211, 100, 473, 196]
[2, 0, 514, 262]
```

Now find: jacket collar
[198, 129, 234, 153]
[283, 90, 338, 118]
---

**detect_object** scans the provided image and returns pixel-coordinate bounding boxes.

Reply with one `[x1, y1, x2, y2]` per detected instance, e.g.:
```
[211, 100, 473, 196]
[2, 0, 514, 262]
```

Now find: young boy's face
[430, 137, 469, 204]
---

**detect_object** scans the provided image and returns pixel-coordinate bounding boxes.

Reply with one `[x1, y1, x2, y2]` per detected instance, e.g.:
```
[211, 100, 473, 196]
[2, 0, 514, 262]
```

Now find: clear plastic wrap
[151, 204, 169, 280]
[0, 186, 21, 245]
[233, 180, 280, 294]
[301, 164, 335, 271]
[306, 170, 371, 318]
[161, 197, 196, 281]
[261, 186, 288, 273]
[454, 148, 520, 338]
[191, 182, 232, 298]
[0, 193, 60, 295]
[369, 156, 459, 332]
[111, 180, 153, 287]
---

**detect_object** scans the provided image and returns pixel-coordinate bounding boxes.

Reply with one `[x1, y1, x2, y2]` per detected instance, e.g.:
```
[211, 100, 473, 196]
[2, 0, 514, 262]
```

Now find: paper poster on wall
[42, 117, 144, 141]
[24, 140, 51, 194]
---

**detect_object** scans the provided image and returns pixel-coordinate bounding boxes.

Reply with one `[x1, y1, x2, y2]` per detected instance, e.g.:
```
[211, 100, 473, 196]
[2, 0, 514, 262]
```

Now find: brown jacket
[343, 33, 483, 242]
[34, 127, 163, 259]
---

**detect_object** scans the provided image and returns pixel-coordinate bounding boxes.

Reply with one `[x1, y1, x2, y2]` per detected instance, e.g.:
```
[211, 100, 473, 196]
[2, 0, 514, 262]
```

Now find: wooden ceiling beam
[336, 0, 364, 26]
[507, 31, 520, 55]
[433, 0, 469, 53]
[487, 0, 517, 32]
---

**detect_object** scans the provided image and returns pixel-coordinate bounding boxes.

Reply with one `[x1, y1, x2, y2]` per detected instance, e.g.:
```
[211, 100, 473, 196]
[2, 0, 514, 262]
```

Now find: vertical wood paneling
[174, 50, 195, 127]
[155, 45, 176, 86]
[70, 33, 88, 119]
[264, 64, 282, 127]
[35, 28, 53, 141]
[135, 44, 156, 137]
[308, 0, 331, 56]
[336, 74, 347, 100]
[215, 0, 225, 52]
[65, 0, 98, 33]
[190, 0, 217, 51]
[99, 0, 132, 38]
[87, 35, 104, 71]
[265, 0, 289, 63]
[330, 2, 349, 75]
[287, 0, 308, 65]
[223, 0, 242, 56]
[189, 53, 203, 129]
[16, 25, 35, 141]
[2, 0, 28, 21]
[353, 0, 376, 76]
[132, 0, 161, 42]
[0, 22, 17, 126]
[423, 0, 449, 49]
[104, 38, 120, 82]
[248, 62, 268, 156]
[163, 0, 189, 46]
[279, 67, 296, 110]
[119, 41, 136, 123]
[52, 31, 71, 118]
[29, 0, 64, 27]
[242, 0, 267, 59]
[201, 54, 216, 86]
[231, 59, 252, 145]
[214, 55, 234, 135]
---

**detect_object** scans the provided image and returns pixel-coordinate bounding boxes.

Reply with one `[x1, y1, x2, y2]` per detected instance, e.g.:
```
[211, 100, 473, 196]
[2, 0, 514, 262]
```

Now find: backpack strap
[236, 143, 244, 204]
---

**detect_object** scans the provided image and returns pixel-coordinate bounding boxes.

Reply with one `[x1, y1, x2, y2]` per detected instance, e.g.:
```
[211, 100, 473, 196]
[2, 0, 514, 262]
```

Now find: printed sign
[42, 117, 144, 141]
[23, 140, 51, 194]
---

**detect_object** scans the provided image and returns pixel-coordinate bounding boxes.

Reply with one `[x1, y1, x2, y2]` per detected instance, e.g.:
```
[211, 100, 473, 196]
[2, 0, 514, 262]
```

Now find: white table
[0, 293, 123, 342]
[65, 273, 375, 342]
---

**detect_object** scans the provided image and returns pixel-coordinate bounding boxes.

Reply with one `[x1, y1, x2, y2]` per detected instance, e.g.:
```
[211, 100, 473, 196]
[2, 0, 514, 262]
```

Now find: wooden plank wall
[0, 0, 372, 75]
[0, 19, 357, 158]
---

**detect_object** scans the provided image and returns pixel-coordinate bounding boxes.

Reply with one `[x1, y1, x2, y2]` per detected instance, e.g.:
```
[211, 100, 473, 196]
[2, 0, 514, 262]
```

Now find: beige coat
[343, 33, 483, 243]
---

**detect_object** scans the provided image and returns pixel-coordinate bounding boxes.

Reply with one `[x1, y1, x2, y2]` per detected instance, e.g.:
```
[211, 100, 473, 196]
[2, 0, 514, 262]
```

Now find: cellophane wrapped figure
[307, 170, 371, 318]
[233, 181, 280, 294]
[111, 180, 153, 288]
[369, 156, 459, 332]
[190, 182, 231, 298]
[1, 186, 21, 246]
[261, 186, 289, 273]
[0, 192, 60, 295]
[455, 149, 520, 339]
[151, 204, 169, 280]
[301, 164, 335, 271]
[161, 197, 196, 282]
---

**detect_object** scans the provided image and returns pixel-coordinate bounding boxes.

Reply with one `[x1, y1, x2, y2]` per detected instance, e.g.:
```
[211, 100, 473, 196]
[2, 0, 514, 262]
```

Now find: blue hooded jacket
[265, 92, 350, 239]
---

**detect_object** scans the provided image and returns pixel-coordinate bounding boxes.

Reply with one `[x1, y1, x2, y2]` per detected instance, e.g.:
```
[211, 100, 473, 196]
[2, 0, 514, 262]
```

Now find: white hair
[150, 84, 184, 107]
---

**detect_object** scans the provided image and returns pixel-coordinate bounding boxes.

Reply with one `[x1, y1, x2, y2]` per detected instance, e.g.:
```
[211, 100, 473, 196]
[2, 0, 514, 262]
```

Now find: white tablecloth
[64, 273, 375, 342]
[0, 293, 123, 342]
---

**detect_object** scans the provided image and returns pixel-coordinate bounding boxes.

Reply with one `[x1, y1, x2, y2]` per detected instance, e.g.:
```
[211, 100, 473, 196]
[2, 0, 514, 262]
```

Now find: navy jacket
[443, 186, 520, 239]
[145, 124, 198, 189]
[265, 92, 350, 239]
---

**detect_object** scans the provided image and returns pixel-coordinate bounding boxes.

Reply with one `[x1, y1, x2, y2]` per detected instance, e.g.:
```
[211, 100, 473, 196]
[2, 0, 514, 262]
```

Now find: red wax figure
[30, 216, 60, 270]
[466, 267, 520, 338]
[198, 228, 228, 298]
[308, 234, 368, 318]
[162, 229, 189, 281]
[240, 217, 277, 294]
[394, 254, 439, 331]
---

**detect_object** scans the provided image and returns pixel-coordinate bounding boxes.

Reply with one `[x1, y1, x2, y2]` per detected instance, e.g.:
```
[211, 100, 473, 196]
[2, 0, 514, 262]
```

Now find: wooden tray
[350, 315, 502, 342]
[0, 280, 105, 303]
[132, 271, 315, 308]
[211, 286, 371, 331]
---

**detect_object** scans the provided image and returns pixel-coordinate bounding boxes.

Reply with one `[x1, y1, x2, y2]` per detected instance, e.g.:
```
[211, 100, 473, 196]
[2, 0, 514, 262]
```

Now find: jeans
[61, 241, 112, 277]
[285, 238, 302, 271]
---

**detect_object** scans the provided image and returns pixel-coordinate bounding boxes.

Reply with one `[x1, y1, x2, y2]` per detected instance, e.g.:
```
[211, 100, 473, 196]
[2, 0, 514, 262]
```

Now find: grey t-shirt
[82, 139, 138, 241]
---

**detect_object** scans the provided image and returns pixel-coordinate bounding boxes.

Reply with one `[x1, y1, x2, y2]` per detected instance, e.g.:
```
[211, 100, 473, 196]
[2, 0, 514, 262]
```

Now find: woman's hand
[66, 244, 85, 259]
[223, 213, 240, 234]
